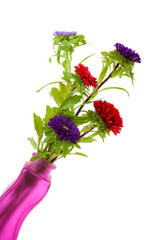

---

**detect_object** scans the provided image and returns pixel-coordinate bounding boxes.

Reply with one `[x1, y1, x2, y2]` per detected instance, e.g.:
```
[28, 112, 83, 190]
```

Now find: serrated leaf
[27, 137, 37, 150]
[60, 95, 82, 110]
[33, 113, 43, 139]
[59, 82, 70, 98]
[44, 106, 59, 124]
[51, 87, 64, 106]
[62, 71, 72, 83]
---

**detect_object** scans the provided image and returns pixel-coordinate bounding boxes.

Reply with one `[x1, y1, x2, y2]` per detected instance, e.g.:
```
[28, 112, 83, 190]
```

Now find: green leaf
[121, 73, 130, 78]
[61, 40, 72, 52]
[88, 132, 99, 138]
[57, 46, 61, 64]
[62, 140, 70, 158]
[70, 116, 89, 125]
[80, 125, 93, 133]
[29, 152, 50, 162]
[80, 53, 96, 64]
[87, 110, 98, 122]
[59, 82, 70, 98]
[43, 106, 59, 124]
[62, 60, 68, 71]
[70, 152, 88, 157]
[101, 50, 135, 84]
[98, 64, 108, 84]
[51, 87, 64, 106]
[27, 137, 37, 150]
[62, 71, 73, 83]
[36, 81, 65, 93]
[63, 109, 75, 118]
[33, 113, 43, 139]
[79, 136, 96, 143]
[90, 91, 99, 101]
[99, 87, 130, 97]
[101, 52, 114, 64]
[56, 147, 62, 156]
[110, 68, 125, 78]
[42, 125, 54, 134]
[75, 143, 81, 149]
[74, 100, 93, 110]
[60, 95, 82, 110]
[43, 133, 56, 143]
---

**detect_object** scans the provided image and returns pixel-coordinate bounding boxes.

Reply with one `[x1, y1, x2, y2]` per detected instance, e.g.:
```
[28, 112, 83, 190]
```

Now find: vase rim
[36, 158, 56, 170]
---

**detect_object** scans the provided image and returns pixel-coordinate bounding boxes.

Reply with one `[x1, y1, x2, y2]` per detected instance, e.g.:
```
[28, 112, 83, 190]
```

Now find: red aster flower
[94, 100, 123, 135]
[74, 64, 98, 88]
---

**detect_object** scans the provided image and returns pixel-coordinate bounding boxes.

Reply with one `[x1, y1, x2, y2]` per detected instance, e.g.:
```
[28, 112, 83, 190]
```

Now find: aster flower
[74, 64, 98, 88]
[94, 100, 123, 135]
[53, 31, 77, 37]
[48, 115, 80, 144]
[114, 43, 141, 63]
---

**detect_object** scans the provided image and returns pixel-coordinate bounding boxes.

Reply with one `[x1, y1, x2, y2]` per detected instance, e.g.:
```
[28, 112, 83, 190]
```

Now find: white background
[0, 0, 160, 239]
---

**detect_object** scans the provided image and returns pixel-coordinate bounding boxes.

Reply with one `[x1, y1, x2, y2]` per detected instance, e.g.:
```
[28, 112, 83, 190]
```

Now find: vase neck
[29, 158, 56, 180]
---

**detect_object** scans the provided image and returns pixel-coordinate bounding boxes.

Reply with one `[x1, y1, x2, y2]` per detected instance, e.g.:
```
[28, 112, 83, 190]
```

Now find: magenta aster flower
[114, 43, 141, 63]
[48, 116, 80, 144]
[53, 31, 77, 37]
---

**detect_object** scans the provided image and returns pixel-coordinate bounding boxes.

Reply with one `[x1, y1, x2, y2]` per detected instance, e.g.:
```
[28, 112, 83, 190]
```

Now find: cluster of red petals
[74, 64, 98, 88]
[94, 100, 123, 135]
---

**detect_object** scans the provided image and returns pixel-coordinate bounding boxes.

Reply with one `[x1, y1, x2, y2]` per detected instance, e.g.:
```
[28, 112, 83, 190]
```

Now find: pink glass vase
[0, 158, 56, 240]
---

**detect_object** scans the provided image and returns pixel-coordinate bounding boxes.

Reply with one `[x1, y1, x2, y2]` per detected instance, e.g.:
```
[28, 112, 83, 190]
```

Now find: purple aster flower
[53, 31, 77, 37]
[114, 43, 141, 63]
[48, 115, 80, 144]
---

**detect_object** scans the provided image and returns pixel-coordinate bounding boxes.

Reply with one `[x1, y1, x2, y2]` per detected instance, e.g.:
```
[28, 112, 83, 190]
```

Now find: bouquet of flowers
[0, 31, 141, 240]
[28, 31, 141, 163]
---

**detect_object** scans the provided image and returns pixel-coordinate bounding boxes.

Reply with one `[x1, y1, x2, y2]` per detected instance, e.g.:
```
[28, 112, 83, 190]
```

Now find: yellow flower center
[64, 125, 69, 130]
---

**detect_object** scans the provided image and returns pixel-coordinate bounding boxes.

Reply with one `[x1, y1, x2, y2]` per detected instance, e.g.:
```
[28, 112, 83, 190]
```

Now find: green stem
[97, 63, 119, 90]
[50, 127, 95, 163]
[43, 142, 49, 152]
[50, 149, 63, 163]
[37, 137, 41, 152]
[65, 52, 71, 72]
[48, 150, 57, 162]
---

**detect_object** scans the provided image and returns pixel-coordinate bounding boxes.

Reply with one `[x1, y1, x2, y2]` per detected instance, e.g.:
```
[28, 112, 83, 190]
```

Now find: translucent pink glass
[0, 158, 56, 240]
